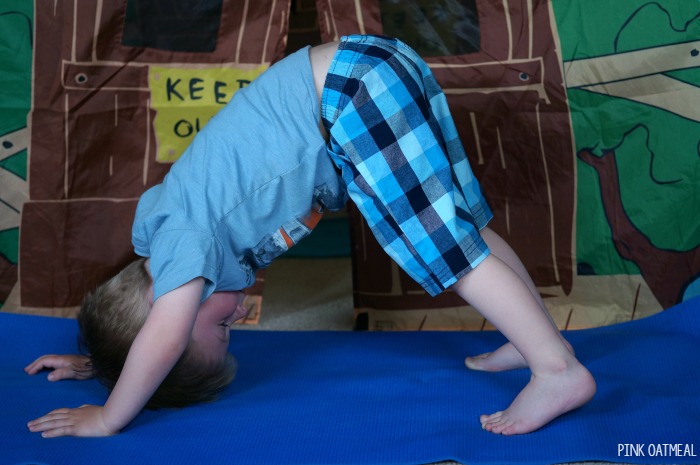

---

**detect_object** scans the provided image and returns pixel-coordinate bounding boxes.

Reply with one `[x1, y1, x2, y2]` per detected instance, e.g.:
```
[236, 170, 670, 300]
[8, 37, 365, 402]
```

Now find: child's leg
[465, 227, 573, 372]
[320, 38, 594, 433]
[451, 248, 596, 435]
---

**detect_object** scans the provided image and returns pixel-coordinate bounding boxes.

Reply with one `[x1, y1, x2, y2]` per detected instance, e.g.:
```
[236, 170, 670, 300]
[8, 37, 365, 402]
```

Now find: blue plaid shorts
[321, 35, 493, 296]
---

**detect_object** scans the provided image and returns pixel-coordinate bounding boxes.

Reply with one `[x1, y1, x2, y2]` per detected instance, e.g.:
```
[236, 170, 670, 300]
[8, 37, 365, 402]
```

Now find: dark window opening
[379, 0, 480, 57]
[122, 0, 223, 53]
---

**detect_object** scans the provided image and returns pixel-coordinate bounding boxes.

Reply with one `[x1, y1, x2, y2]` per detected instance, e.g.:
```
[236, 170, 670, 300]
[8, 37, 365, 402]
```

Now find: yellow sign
[148, 64, 268, 163]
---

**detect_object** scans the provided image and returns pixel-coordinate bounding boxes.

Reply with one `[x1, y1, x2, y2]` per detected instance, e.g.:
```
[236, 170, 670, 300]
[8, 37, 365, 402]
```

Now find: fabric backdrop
[1, 0, 698, 329]
[315, 0, 700, 329]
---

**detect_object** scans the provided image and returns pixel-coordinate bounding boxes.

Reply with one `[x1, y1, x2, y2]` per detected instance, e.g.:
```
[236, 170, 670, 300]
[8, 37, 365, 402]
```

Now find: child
[25, 35, 595, 437]
[25, 258, 242, 410]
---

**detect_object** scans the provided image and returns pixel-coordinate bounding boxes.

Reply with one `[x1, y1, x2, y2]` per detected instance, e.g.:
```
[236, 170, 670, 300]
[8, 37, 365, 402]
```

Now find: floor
[237, 257, 635, 465]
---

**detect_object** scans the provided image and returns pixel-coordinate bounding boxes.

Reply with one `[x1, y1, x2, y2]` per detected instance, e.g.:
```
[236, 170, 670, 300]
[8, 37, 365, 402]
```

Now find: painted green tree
[0, 1, 32, 306]
[553, 0, 700, 301]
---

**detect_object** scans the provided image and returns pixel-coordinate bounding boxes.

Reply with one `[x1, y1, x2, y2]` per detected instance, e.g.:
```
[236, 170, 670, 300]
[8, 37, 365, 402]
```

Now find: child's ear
[231, 303, 249, 323]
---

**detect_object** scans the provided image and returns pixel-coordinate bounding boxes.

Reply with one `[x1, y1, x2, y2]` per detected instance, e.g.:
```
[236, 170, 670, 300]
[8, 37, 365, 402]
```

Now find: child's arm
[25, 354, 95, 381]
[27, 278, 205, 438]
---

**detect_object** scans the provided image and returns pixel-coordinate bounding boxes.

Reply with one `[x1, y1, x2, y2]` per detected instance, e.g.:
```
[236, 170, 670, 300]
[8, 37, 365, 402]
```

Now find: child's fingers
[27, 409, 85, 438]
[27, 405, 114, 438]
[47, 366, 94, 381]
[24, 355, 93, 380]
[24, 354, 66, 374]
[46, 367, 75, 382]
[27, 410, 65, 428]
[24, 356, 47, 373]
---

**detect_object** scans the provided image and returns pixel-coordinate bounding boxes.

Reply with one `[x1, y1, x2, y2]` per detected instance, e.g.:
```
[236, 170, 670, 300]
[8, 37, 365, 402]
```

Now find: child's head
[78, 258, 238, 409]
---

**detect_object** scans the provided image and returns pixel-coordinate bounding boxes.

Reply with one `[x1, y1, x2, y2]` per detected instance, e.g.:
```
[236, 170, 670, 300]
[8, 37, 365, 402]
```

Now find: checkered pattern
[321, 35, 493, 296]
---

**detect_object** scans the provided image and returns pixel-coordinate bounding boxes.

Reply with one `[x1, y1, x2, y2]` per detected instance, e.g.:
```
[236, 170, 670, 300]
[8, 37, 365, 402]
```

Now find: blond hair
[78, 258, 236, 409]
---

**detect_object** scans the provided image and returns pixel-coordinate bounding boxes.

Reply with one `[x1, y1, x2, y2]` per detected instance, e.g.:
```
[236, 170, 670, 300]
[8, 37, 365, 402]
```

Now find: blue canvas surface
[2, 297, 699, 465]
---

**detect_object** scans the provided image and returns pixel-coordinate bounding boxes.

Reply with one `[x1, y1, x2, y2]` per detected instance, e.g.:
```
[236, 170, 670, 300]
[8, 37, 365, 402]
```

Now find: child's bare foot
[466, 339, 575, 372]
[480, 360, 596, 435]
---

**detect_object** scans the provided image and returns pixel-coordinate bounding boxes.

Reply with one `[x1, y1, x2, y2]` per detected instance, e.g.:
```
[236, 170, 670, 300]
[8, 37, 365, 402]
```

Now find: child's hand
[27, 405, 117, 438]
[25, 354, 95, 381]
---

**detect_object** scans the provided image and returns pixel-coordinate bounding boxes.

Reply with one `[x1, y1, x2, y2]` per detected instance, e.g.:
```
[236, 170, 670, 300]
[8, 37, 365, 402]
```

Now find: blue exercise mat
[2, 297, 699, 465]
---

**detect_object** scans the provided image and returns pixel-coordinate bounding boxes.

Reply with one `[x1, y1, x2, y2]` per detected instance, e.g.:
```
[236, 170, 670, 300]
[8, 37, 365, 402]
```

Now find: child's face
[190, 291, 247, 365]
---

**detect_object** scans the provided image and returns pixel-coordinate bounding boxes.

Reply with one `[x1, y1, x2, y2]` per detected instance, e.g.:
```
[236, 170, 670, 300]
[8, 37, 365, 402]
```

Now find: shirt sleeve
[146, 229, 223, 302]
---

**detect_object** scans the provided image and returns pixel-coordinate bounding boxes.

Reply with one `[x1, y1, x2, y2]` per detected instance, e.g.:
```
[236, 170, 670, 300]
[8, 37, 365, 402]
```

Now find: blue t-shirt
[132, 46, 347, 302]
